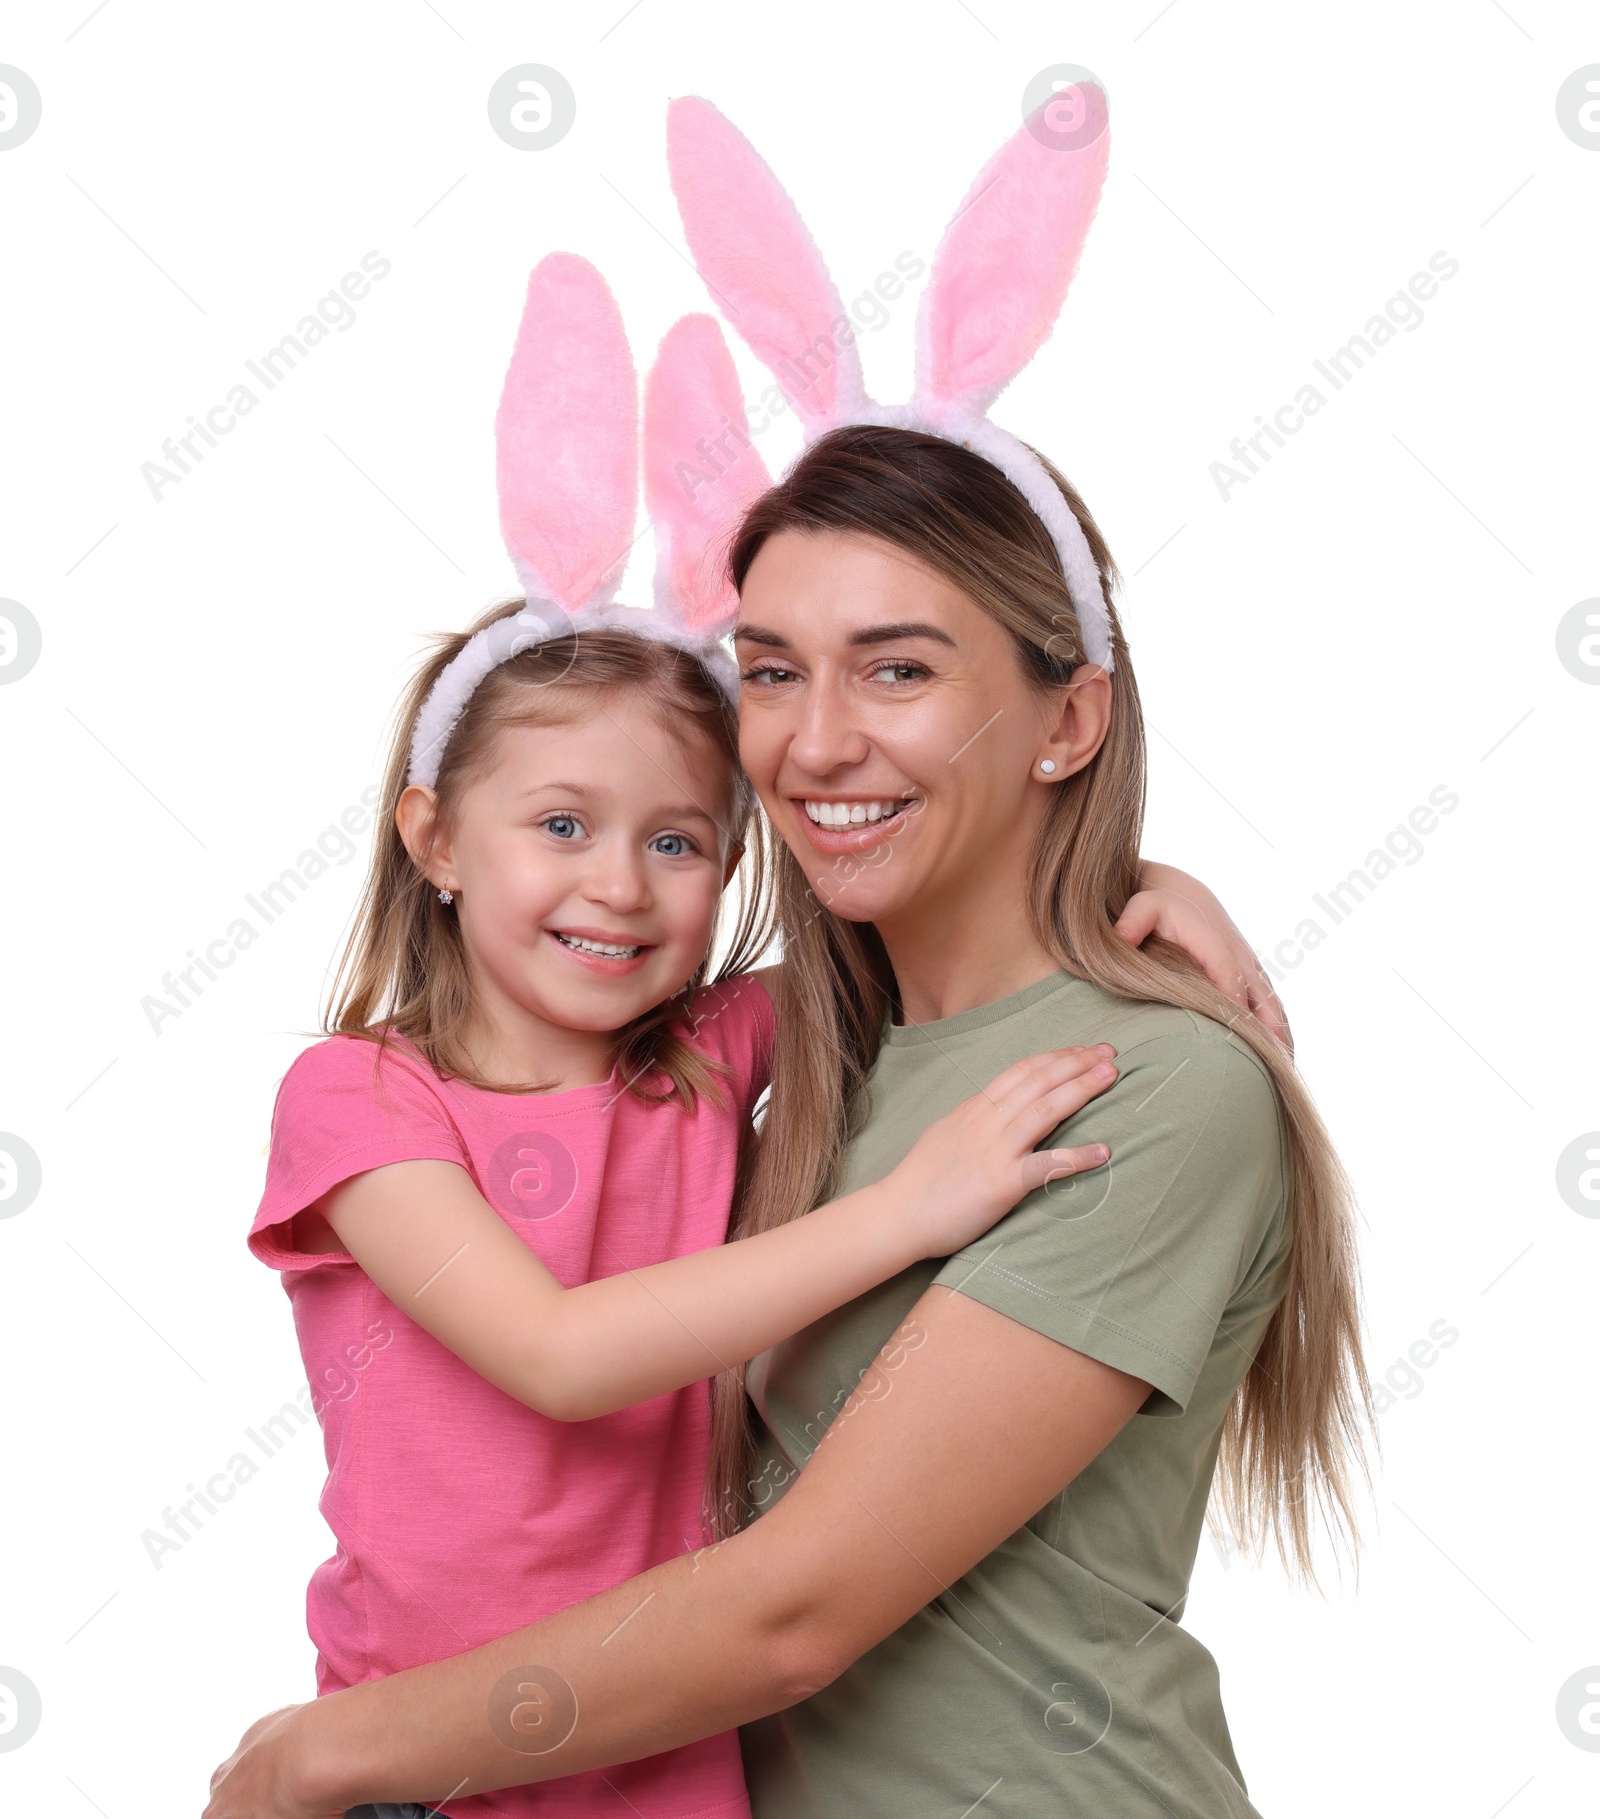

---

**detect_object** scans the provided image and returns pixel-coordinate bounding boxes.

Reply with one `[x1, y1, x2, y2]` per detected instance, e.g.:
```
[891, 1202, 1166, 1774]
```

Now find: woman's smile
[793, 794, 920, 852]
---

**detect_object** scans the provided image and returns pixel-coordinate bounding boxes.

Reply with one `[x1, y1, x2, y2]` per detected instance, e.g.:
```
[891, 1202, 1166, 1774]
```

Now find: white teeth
[802, 799, 908, 828]
[555, 933, 641, 959]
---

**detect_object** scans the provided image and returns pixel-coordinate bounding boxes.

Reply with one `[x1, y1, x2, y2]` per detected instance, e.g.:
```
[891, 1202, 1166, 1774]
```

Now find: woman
[207, 425, 1368, 1818]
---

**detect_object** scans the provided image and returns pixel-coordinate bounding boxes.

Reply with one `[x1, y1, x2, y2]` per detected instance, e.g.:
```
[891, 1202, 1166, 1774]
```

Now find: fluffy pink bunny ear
[645, 313, 773, 635]
[496, 252, 638, 612]
[666, 96, 866, 432]
[916, 83, 1111, 420]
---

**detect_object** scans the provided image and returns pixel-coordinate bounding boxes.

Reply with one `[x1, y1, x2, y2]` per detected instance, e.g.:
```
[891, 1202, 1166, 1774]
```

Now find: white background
[1, 1, 1596, 1813]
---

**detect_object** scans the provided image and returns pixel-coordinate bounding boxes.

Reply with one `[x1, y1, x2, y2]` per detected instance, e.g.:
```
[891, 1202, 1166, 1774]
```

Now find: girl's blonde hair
[708, 424, 1373, 1579]
[326, 602, 772, 1107]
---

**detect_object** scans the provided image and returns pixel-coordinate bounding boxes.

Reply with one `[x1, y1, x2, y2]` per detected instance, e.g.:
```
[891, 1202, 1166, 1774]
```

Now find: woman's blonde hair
[708, 424, 1373, 1579]
[325, 602, 772, 1107]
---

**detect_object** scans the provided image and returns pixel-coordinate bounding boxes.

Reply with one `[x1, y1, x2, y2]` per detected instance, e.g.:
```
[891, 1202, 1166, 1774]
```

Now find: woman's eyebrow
[732, 621, 957, 648]
[847, 621, 957, 648]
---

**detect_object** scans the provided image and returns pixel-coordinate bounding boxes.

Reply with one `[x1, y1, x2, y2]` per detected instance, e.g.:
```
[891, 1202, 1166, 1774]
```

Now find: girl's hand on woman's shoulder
[1119, 861, 1293, 1055]
[884, 1046, 1118, 1257]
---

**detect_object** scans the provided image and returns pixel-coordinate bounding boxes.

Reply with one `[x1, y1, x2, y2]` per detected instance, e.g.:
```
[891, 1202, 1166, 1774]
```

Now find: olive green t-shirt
[739, 969, 1291, 1819]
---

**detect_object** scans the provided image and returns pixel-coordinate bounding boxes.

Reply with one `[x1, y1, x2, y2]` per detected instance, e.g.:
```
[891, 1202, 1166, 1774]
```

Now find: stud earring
[437, 887, 454, 905]
[1038, 759, 1058, 775]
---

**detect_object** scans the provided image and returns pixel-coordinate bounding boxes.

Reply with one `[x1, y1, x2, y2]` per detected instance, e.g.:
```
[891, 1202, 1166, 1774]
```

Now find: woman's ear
[396, 784, 454, 890]
[1036, 664, 1112, 781]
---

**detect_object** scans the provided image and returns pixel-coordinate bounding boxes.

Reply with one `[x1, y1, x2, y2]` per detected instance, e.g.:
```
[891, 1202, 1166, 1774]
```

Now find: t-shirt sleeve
[678, 972, 777, 1120]
[933, 1021, 1288, 1416]
[249, 1036, 471, 1273]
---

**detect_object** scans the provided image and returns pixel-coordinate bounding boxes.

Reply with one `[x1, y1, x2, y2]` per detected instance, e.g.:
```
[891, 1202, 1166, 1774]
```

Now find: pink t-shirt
[249, 976, 774, 1819]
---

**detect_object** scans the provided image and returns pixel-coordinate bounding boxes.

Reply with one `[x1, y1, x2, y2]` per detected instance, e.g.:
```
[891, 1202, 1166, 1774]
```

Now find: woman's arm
[1121, 861, 1292, 1052]
[298, 1047, 1118, 1422]
[204, 1287, 1147, 1815]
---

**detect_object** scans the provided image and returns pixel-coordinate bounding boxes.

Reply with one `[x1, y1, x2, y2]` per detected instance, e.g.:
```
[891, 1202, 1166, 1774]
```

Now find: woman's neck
[876, 874, 1065, 1027]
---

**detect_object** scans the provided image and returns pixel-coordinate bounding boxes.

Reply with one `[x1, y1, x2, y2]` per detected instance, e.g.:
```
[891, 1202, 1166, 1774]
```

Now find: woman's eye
[870, 660, 930, 684]
[542, 815, 582, 840]
[650, 832, 696, 858]
[741, 663, 799, 686]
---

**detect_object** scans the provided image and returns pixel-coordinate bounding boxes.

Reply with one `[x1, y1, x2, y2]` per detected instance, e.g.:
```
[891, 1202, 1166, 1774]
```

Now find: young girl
[238, 255, 1282, 1819]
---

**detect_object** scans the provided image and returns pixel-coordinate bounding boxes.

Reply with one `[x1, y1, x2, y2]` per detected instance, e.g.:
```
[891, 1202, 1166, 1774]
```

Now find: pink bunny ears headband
[664, 86, 1115, 673]
[409, 83, 1113, 788]
[407, 253, 772, 788]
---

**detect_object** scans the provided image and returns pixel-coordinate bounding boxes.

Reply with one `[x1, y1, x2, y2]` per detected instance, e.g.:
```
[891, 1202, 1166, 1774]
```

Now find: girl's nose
[581, 842, 652, 914]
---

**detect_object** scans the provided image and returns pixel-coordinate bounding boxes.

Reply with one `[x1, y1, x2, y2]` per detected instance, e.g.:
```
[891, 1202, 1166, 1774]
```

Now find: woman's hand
[1119, 862, 1292, 1054]
[884, 1046, 1116, 1257]
[203, 1704, 340, 1819]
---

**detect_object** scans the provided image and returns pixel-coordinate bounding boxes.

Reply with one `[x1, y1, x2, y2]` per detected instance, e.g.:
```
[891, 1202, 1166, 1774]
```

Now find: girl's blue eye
[544, 815, 581, 839]
[651, 833, 693, 858]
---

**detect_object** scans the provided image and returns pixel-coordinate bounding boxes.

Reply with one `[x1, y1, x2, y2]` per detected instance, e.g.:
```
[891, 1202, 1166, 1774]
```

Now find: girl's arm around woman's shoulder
[276, 1041, 1125, 1423]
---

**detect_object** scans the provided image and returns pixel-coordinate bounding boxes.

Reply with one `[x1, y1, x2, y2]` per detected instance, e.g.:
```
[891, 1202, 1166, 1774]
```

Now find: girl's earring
[437, 887, 455, 905]
[1038, 759, 1058, 775]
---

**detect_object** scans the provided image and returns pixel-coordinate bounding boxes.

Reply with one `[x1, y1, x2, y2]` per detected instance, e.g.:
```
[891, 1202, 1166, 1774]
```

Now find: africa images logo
[492, 1130, 579, 1220]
